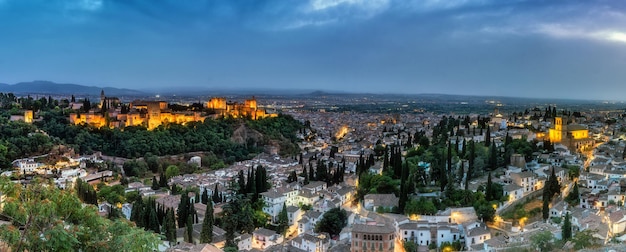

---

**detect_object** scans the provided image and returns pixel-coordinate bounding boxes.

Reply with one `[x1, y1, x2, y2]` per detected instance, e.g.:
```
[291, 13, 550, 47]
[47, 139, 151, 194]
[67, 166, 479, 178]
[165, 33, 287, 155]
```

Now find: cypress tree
[457, 160, 465, 184]
[189, 202, 197, 224]
[147, 203, 160, 233]
[178, 193, 189, 228]
[466, 140, 475, 190]
[277, 203, 289, 235]
[447, 141, 453, 173]
[130, 196, 144, 227]
[246, 167, 253, 194]
[562, 212, 572, 240]
[200, 201, 214, 243]
[399, 161, 409, 213]
[303, 167, 310, 185]
[340, 159, 346, 182]
[302, 164, 308, 181]
[151, 176, 160, 190]
[439, 156, 447, 192]
[488, 141, 497, 171]
[164, 208, 177, 242]
[249, 168, 258, 199]
[238, 170, 246, 195]
[159, 172, 168, 187]
[186, 215, 194, 243]
[308, 164, 315, 182]
[212, 184, 221, 203]
[201, 188, 209, 205]
[542, 190, 550, 220]
[486, 172, 493, 201]
[548, 168, 561, 199]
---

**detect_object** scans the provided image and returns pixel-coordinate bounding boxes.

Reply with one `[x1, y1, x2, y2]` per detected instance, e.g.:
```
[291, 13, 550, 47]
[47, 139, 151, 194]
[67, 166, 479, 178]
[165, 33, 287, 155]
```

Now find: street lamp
[520, 217, 528, 231]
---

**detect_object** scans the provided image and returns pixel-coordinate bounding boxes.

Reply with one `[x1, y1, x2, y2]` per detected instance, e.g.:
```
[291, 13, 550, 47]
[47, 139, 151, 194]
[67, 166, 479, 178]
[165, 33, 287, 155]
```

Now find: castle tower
[100, 89, 105, 108]
[554, 117, 562, 131]
[24, 110, 33, 124]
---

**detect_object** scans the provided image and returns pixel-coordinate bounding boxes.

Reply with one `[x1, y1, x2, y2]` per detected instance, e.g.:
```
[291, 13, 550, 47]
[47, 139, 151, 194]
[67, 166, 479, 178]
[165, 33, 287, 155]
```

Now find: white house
[335, 186, 355, 206]
[261, 190, 287, 223]
[287, 206, 303, 235]
[465, 223, 491, 249]
[252, 228, 283, 250]
[297, 190, 319, 206]
[398, 221, 460, 247]
[608, 188, 625, 205]
[122, 203, 133, 220]
[13, 158, 40, 174]
[237, 234, 252, 251]
[291, 233, 330, 252]
[609, 210, 626, 235]
[302, 181, 327, 194]
[510, 171, 539, 194]
[503, 184, 524, 203]
[550, 201, 568, 218]
[436, 224, 460, 247]
[298, 211, 323, 235]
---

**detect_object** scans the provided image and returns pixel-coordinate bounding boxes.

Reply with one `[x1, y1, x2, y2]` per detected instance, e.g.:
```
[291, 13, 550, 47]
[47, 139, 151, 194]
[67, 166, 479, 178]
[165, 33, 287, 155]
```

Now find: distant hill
[0, 81, 145, 96]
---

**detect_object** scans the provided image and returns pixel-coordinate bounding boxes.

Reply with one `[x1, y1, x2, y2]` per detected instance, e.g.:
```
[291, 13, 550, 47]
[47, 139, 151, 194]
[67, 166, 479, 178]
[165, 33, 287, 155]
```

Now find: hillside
[0, 80, 145, 96]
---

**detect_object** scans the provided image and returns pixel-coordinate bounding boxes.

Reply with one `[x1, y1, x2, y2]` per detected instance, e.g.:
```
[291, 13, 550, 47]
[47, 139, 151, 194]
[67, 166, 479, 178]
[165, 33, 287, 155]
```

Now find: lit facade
[206, 97, 273, 119]
[351, 223, 395, 252]
[70, 93, 274, 129]
[548, 116, 594, 152]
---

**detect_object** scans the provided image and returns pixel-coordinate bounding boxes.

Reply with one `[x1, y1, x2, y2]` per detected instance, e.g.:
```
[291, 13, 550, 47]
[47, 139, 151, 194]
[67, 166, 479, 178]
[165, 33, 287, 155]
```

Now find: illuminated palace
[548, 116, 594, 152]
[206, 97, 272, 119]
[69, 91, 273, 130]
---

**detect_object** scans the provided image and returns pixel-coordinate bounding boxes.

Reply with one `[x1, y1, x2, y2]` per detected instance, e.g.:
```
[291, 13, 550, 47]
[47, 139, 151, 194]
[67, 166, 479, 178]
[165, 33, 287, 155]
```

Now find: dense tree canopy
[0, 177, 161, 252]
[0, 121, 55, 169]
[36, 111, 302, 160]
[314, 207, 348, 237]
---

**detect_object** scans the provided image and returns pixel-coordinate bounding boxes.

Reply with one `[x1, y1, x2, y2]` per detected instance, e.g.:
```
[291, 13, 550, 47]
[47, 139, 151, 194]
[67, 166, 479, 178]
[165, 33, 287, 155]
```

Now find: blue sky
[1, 0, 625, 100]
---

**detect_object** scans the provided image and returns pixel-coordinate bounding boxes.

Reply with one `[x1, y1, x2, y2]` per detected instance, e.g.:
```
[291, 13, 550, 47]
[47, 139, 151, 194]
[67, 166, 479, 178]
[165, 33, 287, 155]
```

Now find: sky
[1, 0, 625, 100]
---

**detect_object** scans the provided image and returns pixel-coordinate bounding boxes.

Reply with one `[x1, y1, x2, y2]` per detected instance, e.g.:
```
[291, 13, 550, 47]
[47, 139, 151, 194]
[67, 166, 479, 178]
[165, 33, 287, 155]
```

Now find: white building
[398, 221, 461, 247]
[291, 233, 330, 252]
[122, 203, 133, 220]
[13, 158, 40, 174]
[465, 223, 491, 249]
[503, 184, 524, 203]
[510, 171, 540, 194]
[238, 234, 252, 251]
[252, 228, 283, 250]
[261, 190, 287, 223]
[298, 211, 323, 235]
[188, 156, 201, 167]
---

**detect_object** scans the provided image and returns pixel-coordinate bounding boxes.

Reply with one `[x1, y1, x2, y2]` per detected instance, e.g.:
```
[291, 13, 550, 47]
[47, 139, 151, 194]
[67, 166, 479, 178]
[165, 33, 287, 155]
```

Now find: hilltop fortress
[69, 91, 275, 130]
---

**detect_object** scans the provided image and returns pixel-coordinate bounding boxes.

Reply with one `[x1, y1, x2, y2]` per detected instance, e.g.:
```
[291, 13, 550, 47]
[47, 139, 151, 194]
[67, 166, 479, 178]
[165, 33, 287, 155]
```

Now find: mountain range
[0, 81, 146, 96]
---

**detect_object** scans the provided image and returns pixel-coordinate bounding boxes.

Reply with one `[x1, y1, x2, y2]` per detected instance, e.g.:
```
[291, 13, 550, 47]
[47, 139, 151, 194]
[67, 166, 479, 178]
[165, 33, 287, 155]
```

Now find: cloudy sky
[1, 0, 625, 100]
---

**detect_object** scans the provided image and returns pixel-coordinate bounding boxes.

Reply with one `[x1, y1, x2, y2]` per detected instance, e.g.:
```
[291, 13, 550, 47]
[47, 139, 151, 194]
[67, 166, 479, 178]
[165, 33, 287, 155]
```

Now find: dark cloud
[0, 0, 625, 100]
